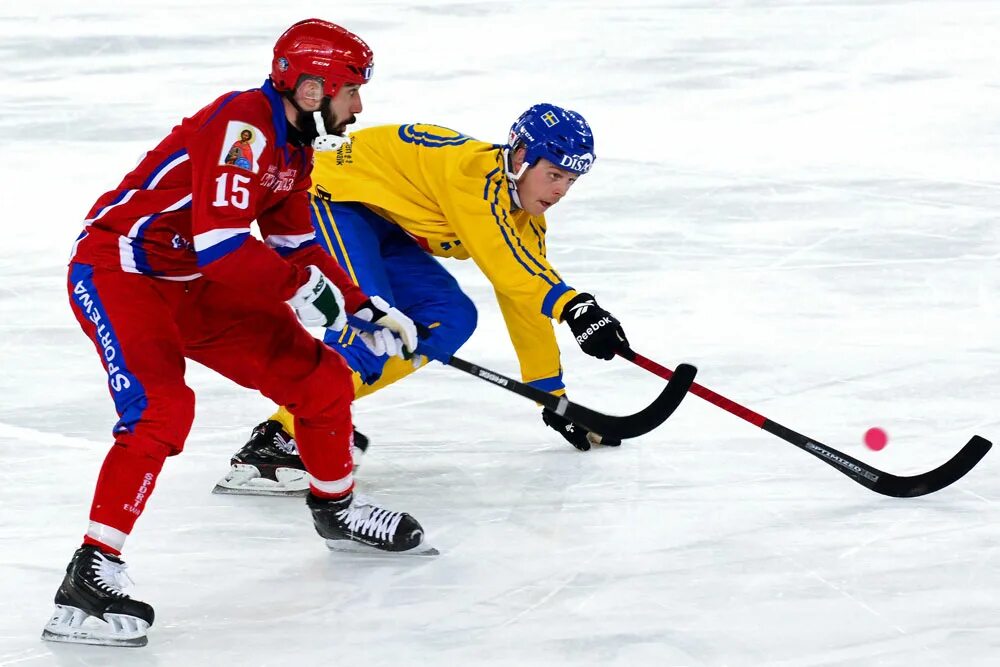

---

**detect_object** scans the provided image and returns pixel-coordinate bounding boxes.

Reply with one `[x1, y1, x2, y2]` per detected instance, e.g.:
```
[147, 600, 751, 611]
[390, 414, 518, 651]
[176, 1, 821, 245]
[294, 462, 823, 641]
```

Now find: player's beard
[298, 97, 355, 141]
[325, 106, 356, 136]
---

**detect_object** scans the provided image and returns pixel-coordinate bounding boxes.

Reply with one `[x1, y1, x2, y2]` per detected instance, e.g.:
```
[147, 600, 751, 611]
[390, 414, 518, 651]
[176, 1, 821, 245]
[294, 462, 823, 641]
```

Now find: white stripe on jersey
[147, 153, 190, 189]
[118, 235, 135, 273]
[264, 232, 316, 250]
[119, 194, 194, 274]
[82, 152, 188, 227]
[85, 189, 138, 224]
[155, 273, 202, 281]
[70, 231, 88, 261]
[193, 226, 251, 253]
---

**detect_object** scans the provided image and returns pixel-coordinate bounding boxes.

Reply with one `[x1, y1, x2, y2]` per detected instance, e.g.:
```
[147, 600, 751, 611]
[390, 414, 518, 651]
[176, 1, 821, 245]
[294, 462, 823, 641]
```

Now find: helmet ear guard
[507, 143, 531, 181]
[508, 103, 596, 175]
[296, 77, 325, 103]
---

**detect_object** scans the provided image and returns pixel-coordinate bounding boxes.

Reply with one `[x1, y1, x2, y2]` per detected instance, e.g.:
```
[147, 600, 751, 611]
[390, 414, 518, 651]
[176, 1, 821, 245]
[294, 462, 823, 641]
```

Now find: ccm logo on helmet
[559, 152, 594, 173]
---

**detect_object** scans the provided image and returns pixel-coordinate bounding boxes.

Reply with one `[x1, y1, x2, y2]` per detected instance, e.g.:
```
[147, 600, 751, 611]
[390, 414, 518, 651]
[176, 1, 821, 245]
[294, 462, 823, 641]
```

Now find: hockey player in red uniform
[42, 19, 429, 649]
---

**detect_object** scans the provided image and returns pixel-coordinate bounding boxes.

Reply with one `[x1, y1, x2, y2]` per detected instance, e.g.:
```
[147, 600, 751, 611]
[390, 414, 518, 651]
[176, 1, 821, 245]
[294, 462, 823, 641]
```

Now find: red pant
[68, 263, 354, 552]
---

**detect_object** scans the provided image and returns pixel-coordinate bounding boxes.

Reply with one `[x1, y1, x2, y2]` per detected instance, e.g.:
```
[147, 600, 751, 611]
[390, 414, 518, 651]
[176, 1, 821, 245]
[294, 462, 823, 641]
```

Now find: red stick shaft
[625, 352, 767, 428]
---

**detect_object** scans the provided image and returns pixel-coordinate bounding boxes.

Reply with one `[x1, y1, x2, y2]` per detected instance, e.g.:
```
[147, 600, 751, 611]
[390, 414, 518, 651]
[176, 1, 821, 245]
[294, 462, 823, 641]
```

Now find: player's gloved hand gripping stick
[347, 316, 697, 440]
[542, 407, 621, 451]
[618, 348, 992, 497]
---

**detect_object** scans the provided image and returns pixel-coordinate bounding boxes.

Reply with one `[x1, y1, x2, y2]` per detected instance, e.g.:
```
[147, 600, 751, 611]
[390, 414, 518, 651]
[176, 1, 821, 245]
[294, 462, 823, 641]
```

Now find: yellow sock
[271, 359, 426, 438]
[354, 355, 426, 399]
[269, 405, 296, 434]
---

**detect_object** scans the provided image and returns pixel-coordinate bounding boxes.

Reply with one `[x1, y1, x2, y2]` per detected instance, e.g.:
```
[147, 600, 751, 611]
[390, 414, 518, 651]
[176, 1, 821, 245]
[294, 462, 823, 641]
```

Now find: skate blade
[41, 605, 149, 648]
[211, 483, 307, 497]
[212, 464, 308, 497]
[324, 539, 440, 557]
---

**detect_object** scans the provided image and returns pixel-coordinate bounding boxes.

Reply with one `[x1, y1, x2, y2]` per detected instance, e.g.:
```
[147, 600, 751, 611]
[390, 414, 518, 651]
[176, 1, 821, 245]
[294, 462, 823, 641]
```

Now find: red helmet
[271, 19, 373, 97]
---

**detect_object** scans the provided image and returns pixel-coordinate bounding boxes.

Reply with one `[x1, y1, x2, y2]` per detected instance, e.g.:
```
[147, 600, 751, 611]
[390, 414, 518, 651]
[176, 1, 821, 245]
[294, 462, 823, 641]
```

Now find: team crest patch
[220, 121, 266, 173]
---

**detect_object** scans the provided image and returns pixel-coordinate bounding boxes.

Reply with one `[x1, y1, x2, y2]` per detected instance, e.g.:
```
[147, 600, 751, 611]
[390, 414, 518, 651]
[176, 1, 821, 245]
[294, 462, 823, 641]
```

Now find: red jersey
[71, 80, 365, 310]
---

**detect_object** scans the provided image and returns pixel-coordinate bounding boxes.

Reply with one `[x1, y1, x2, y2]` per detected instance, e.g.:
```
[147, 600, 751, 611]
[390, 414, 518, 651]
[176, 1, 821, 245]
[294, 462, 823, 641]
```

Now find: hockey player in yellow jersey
[215, 103, 631, 496]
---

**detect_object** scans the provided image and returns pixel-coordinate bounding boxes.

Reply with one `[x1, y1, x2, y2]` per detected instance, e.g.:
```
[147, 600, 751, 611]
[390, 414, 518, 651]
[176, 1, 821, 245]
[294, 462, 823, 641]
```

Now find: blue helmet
[508, 103, 596, 175]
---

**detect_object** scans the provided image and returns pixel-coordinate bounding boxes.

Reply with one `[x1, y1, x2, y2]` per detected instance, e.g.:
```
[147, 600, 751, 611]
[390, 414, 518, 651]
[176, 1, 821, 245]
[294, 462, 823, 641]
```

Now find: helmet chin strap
[312, 109, 348, 151]
[503, 146, 528, 210]
[286, 91, 347, 151]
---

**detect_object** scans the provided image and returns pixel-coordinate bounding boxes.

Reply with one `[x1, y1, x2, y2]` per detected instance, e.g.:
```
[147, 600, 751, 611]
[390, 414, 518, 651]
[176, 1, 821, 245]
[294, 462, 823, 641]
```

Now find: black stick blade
[872, 435, 992, 498]
[565, 363, 697, 439]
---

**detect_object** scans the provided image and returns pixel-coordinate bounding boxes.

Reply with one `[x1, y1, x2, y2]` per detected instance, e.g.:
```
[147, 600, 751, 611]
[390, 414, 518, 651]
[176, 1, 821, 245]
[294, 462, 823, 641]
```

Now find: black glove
[562, 292, 629, 360]
[542, 407, 622, 451]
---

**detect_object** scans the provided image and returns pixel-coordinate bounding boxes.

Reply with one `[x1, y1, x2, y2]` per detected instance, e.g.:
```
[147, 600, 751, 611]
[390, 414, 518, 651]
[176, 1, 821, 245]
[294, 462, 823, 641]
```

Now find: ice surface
[1, 1, 998, 665]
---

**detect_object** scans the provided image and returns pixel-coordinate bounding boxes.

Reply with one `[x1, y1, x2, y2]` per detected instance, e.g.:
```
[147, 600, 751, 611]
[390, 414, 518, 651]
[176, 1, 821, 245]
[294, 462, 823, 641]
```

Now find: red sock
[296, 414, 354, 500]
[83, 441, 167, 554]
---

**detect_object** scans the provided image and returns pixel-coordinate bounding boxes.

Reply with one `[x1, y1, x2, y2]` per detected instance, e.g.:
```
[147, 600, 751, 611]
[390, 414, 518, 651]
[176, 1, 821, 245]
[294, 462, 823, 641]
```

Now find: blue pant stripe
[68, 263, 149, 435]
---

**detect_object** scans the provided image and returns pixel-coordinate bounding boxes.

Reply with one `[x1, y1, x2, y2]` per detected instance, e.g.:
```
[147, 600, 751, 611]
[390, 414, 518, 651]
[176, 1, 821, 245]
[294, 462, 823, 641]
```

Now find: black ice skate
[213, 419, 370, 496]
[41, 545, 154, 647]
[307, 492, 437, 555]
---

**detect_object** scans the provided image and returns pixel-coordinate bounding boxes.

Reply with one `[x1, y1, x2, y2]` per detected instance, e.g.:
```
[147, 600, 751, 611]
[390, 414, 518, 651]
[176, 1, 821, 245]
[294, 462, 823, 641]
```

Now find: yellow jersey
[311, 123, 578, 392]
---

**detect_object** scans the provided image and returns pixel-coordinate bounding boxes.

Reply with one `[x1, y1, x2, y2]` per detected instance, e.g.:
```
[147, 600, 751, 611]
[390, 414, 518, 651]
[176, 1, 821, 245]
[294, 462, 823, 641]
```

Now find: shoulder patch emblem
[220, 121, 266, 173]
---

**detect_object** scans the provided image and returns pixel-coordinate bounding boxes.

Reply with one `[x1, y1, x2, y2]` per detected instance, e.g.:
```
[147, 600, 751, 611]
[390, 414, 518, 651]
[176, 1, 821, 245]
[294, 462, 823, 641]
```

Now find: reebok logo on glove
[575, 316, 612, 345]
[563, 292, 629, 361]
[568, 299, 595, 319]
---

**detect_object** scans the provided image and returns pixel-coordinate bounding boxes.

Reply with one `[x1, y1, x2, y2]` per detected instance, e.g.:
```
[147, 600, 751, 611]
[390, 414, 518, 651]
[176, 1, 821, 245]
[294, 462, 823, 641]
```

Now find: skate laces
[257, 421, 297, 455]
[273, 430, 298, 455]
[336, 496, 404, 541]
[90, 552, 133, 598]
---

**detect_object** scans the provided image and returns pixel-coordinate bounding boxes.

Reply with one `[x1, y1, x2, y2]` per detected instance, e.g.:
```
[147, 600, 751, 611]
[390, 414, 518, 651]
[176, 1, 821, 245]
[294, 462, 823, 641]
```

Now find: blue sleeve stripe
[274, 238, 318, 257]
[198, 91, 244, 131]
[196, 232, 249, 267]
[484, 172, 538, 277]
[497, 197, 553, 282]
[130, 197, 192, 275]
[88, 188, 136, 223]
[140, 148, 189, 189]
[486, 172, 550, 280]
[490, 201, 539, 277]
[541, 282, 572, 318]
[130, 212, 163, 275]
[528, 374, 565, 393]
[527, 221, 546, 255]
[480, 162, 570, 307]
[482, 167, 501, 201]
[488, 175, 563, 285]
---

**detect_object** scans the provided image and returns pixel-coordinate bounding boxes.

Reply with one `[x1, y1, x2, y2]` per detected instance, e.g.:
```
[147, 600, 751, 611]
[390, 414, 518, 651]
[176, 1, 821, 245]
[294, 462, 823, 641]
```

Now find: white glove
[353, 295, 417, 358]
[287, 265, 346, 331]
